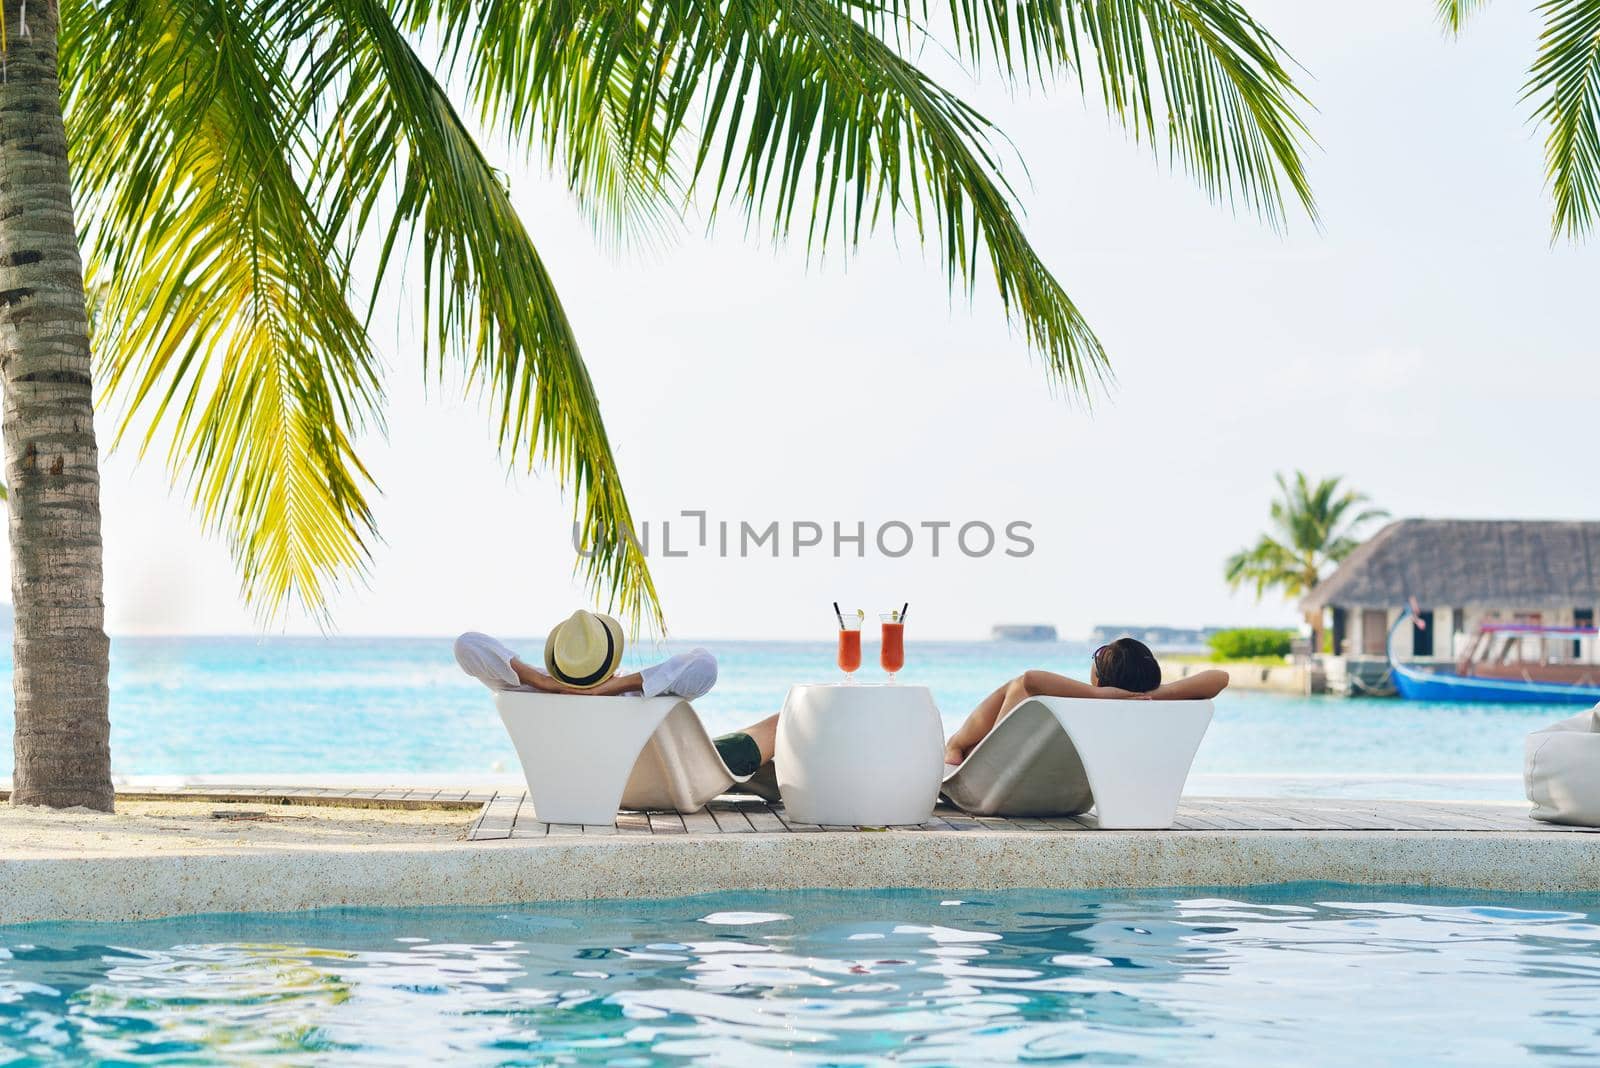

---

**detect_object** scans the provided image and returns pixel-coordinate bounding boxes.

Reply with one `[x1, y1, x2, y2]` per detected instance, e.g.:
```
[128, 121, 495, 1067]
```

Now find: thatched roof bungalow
[1301, 519, 1600, 659]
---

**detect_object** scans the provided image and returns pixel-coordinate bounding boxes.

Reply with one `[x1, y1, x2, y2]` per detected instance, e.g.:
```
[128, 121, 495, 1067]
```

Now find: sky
[40, 1, 1600, 641]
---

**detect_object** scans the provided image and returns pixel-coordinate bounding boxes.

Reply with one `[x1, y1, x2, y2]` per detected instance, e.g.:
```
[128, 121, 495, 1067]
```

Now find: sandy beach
[0, 800, 470, 858]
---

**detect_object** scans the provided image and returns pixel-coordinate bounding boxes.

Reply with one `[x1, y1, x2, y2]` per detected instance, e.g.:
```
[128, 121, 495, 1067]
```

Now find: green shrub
[1208, 627, 1293, 661]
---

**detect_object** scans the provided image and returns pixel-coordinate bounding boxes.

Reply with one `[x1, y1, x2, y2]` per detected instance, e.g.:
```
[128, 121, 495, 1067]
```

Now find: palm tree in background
[6, 0, 1317, 808]
[1225, 473, 1388, 620]
[1439, 0, 1600, 238]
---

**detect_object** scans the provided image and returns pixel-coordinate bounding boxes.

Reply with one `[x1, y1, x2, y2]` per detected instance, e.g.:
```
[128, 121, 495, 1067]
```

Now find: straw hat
[543, 609, 625, 689]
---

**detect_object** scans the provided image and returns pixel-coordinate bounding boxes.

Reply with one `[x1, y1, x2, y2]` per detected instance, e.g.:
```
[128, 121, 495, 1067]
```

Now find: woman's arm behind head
[1151, 668, 1231, 701]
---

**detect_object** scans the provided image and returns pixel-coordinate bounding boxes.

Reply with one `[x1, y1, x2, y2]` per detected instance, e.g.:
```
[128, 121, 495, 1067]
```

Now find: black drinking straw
[833, 602, 846, 629]
[901, 602, 909, 623]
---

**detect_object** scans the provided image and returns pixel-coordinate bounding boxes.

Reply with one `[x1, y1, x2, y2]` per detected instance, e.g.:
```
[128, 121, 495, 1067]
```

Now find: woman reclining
[943, 636, 1229, 767]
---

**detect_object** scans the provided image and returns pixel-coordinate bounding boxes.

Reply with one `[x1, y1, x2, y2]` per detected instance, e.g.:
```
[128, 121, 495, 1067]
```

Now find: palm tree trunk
[0, 0, 113, 811]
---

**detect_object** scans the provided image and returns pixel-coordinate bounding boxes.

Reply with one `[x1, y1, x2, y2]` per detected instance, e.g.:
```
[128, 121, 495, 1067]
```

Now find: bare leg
[738, 713, 779, 764]
[944, 674, 1051, 765]
[995, 675, 1034, 721]
[944, 681, 1011, 765]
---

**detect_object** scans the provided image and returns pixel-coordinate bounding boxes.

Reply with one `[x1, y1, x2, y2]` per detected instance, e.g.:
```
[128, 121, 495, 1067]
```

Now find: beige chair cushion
[1525, 706, 1600, 825]
[940, 697, 1212, 827]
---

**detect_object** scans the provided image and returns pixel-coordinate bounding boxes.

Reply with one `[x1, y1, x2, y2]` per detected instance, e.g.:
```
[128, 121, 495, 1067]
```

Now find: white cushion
[1525, 706, 1600, 825]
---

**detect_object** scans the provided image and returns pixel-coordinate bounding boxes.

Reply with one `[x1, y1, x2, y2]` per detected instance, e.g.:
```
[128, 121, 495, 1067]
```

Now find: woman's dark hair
[1092, 637, 1162, 693]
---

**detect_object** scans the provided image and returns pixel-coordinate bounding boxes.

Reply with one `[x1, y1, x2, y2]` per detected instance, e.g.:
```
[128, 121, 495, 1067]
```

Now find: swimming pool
[1, 885, 1595, 1065]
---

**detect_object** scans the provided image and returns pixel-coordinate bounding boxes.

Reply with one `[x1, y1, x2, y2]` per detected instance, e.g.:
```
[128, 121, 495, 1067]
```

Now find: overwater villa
[1302, 519, 1600, 694]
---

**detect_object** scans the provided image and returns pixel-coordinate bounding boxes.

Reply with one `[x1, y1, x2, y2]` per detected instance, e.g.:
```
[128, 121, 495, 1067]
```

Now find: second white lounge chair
[496, 693, 777, 826]
[941, 696, 1213, 828]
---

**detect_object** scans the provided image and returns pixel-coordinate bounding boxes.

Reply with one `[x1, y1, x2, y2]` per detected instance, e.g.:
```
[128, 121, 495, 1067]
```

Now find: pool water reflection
[1, 885, 1598, 1065]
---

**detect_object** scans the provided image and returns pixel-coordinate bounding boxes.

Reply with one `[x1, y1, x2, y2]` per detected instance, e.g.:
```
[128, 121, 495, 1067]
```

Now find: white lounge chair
[495, 692, 776, 825]
[940, 697, 1213, 828]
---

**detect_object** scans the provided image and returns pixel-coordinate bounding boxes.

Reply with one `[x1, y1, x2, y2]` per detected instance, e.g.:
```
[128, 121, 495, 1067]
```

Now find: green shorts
[713, 731, 762, 776]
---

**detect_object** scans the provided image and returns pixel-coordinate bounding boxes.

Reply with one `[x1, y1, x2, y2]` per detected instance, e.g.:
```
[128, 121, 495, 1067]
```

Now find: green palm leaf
[1440, 0, 1600, 238]
[412, 0, 1318, 394]
[59, 0, 1318, 629]
[309, 0, 662, 625]
[1436, 0, 1492, 33]
[858, 0, 1317, 227]
[62, 0, 662, 627]
[1526, 0, 1600, 237]
[64, 0, 383, 620]
[413, 0, 1105, 386]
[703, 0, 1106, 390]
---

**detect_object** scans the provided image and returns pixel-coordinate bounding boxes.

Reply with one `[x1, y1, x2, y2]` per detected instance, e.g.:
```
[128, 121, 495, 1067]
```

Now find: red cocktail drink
[837, 628, 862, 676]
[880, 617, 904, 682]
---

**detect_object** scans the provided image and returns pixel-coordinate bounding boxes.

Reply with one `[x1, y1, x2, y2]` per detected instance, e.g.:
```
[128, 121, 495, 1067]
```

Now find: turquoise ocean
[0, 637, 1560, 800]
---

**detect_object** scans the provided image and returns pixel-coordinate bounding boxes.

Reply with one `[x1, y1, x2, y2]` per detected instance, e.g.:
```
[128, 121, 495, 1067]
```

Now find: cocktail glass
[837, 617, 863, 682]
[880, 611, 905, 683]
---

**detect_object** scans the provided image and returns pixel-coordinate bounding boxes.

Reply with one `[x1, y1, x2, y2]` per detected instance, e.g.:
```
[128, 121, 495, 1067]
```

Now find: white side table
[776, 683, 945, 825]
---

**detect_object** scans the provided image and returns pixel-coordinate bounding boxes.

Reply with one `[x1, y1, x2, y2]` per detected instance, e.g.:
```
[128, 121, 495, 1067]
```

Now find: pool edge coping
[4, 829, 1597, 925]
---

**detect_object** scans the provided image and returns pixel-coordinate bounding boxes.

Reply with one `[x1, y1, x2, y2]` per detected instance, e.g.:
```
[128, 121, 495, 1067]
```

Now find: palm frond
[1525, 0, 1600, 238]
[1224, 535, 1301, 599]
[1436, 0, 1491, 34]
[407, 0, 685, 254]
[404, 0, 1109, 395]
[63, 0, 383, 621]
[1068, 0, 1317, 227]
[1323, 535, 1365, 563]
[62, 0, 666, 629]
[732, 0, 1108, 391]
[560, 67, 687, 255]
[306, 0, 663, 627]
[856, 0, 1316, 227]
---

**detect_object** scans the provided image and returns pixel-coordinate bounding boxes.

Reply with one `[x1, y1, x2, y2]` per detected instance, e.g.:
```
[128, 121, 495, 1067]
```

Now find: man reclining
[454, 611, 777, 776]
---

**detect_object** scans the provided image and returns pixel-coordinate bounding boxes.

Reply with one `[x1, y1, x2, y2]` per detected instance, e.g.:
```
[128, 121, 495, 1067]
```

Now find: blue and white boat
[1387, 611, 1600, 704]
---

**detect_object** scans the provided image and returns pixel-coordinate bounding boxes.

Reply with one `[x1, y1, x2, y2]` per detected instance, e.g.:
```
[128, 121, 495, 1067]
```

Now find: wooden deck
[464, 793, 1587, 841]
[30, 786, 1586, 843]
